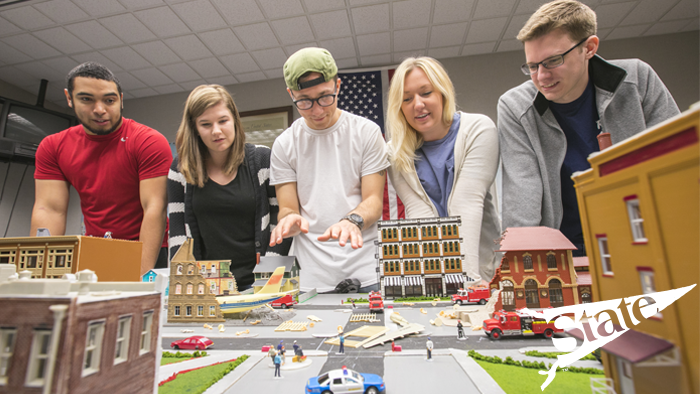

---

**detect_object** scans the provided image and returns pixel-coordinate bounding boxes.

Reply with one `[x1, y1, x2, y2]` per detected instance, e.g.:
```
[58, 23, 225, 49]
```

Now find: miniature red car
[170, 335, 213, 350]
[483, 310, 563, 339]
[452, 287, 490, 305]
[270, 294, 297, 309]
[368, 291, 384, 313]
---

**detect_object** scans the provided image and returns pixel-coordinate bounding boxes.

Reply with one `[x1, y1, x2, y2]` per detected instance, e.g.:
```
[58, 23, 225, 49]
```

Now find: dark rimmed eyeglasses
[291, 88, 338, 110]
[520, 37, 589, 75]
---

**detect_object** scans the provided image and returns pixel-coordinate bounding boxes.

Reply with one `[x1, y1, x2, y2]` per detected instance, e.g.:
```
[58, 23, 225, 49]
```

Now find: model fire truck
[368, 291, 384, 313]
[451, 286, 490, 305]
[483, 309, 563, 339]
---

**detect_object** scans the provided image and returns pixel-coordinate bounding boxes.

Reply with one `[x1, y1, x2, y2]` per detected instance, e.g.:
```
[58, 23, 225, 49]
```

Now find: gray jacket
[498, 55, 679, 230]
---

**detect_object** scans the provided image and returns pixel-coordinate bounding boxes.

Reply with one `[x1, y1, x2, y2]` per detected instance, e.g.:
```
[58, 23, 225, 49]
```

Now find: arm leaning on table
[30, 179, 70, 237]
[139, 175, 167, 274]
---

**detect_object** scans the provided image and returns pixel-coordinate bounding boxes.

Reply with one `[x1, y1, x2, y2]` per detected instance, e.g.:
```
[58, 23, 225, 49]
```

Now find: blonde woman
[168, 85, 290, 290]
[387, 57, 500, 285]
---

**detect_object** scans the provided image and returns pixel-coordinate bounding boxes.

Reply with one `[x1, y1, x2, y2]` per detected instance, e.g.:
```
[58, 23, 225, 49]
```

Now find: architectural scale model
[375, 216, 472, 299]
[572, 104, 699, 394]
[252, 255, 300, 294]
[0, 264, 163, 394]
[143, 268, 169, 297]
[0, 236, 141, 281]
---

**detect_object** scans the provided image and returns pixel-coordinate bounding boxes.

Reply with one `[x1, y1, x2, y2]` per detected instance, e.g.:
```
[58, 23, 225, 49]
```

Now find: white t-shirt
[270, 110, 389, 292]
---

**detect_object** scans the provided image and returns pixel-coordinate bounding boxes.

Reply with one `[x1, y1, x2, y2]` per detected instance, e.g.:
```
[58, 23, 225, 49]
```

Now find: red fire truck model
[451, 287, 490, 305]
[269, 294, 297, 309]
[368, 291, 384, 313]
[483, 310, 563, 339]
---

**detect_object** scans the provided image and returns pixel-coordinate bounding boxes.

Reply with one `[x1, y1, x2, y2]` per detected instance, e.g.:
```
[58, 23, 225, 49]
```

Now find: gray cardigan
[498, 55, 679, 230]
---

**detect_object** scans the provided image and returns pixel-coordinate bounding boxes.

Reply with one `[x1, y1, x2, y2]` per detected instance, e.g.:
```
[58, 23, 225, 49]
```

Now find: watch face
[349, 213, 363, 224]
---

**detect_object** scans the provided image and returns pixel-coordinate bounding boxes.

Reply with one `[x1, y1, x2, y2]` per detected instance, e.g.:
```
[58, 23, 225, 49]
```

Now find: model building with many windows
[375, 216, 471, 299]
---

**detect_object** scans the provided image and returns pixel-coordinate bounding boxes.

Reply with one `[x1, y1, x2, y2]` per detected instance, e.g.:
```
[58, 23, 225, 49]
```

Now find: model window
[548, 279, 564, 307]
[82, 321, 105, 376]
[187, 284, 193, 294]
[174, 306, 180, 316]
[383, 245, 387, 256]
[26, 330, 51, 386]
[523, 255, 533, 270]
[0, 328, 16, 384]
[412, 227, 417, 237]
[598, 237, 613, 275]
[140, 311, 153, 354]
[547, 254, 557, 269]
[114, 316, 131, 365]
[210, 282, 217, 294]
[638, 268, 662, 318]
[175, 284, 182, 294]
[199, 265, 206, 274]
[456, 259, 461, 270]
[501, 257, 510, 271]
[198, 284, 205, 294]
[197, 306, 204, 316]
[501, 280, 514, 308]
[209, 306, 216, 316]
[524, 279, 540, 308]
[20, 249, 43, 270]
[626, 199, 647, 242]
[187, 264, 195, 275]
[382, 229, 386, 239]
[0, 250, 15, 265]
[186, 306, 192, 316]
[176, 265, 183, 275]
[393, 245, 398, 255]
[403, 244, 407, 255]
[402, 228, 405, 238]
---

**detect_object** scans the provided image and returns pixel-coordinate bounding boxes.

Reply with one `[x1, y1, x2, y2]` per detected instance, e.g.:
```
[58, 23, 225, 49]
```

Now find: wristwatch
[341, 213, 364, 231]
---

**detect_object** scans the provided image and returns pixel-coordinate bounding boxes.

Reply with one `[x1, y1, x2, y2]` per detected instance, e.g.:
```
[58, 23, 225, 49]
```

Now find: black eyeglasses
[291, 88, 338, 110]
[520, 37, 589, 75]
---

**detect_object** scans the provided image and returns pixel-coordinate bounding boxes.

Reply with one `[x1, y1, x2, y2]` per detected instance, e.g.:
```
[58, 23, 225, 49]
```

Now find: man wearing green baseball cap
[269, 47, 389, 294]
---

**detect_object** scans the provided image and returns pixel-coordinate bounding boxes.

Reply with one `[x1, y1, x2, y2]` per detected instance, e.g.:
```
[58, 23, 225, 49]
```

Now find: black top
[192, 162, 257, 286]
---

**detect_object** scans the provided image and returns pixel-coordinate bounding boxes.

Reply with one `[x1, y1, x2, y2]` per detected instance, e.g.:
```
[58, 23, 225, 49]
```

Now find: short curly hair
[66, 62, 122, 97]
[517, 0, 596, 42]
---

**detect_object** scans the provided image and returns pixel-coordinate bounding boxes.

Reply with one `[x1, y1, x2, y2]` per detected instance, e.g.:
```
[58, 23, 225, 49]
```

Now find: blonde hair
[517, 0, 596, 42]
[176, 85, 245, 187]
[387, 57, 456, 173]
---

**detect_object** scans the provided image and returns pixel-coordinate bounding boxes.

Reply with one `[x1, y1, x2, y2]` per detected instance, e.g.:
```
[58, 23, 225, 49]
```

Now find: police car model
[305, 366, 386, 394]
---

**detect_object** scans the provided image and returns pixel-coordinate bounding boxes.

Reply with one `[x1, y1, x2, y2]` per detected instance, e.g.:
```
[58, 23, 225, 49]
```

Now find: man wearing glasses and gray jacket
[498, 0, 679, 256]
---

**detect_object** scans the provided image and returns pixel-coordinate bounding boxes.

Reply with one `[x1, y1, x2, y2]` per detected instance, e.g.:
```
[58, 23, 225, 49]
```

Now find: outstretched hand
[318, 220, 364, 249]
[269, 213, 309, 246]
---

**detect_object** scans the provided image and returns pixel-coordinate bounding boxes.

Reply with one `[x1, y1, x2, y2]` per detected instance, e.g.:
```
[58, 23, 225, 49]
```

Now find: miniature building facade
[143, 268, 169, 297]
[573, 106, 699, 394]
[375, 217, 471, 298]
[252, 255, 300, 294]
[490, 227, 579, 311]
[0, 267, 161, 394]
[195, 260, 236, 296]
[0, 236, 142, 281]
[167, 239, 225, 323]
[572, 257, 593, 303]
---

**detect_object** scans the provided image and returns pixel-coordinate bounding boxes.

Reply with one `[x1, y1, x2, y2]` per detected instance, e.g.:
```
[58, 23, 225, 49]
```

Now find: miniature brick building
[375, 217, 472, 298]
[490, 226, 580, 311]
[167, 239, 225, 323]
[572, 105, 699, 394]
[572, 256, 592, 303]
[0, 265, 162, 394]
[0, 236, 141, 281]
[252, 255, 300, 294]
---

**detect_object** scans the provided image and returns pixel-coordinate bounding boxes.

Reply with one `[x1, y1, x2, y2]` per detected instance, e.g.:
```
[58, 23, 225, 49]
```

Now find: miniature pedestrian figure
[268, 346, 276, 364]
[273, 352, 283, 378]
[293, 340, 299, 354]
[426, 337, 434, 361]
[295, 344, 304, 358]
[457, 320, 466, 340]
[338, 333, 345, 354]
[277, 340, 285, 355]
[351, 298, 356, 308]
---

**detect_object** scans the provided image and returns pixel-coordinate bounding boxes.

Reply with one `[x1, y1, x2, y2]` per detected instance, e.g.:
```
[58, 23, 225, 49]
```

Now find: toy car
[170, 335, 213, 350]
[451, 286, 490, 305]
[269, 294, 297, 309]
[305, 366, 385, 394]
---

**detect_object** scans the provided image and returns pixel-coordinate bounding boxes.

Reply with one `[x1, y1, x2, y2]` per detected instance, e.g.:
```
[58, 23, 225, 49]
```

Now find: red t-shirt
[35, 118, 172, 244]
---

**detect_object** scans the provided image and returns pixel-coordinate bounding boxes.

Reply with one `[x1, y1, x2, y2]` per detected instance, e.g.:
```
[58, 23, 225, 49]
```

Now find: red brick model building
[490, 227, 581, 311]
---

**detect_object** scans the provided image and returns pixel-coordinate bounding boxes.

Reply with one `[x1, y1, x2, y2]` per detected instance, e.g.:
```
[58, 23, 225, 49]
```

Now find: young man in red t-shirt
[31, 62, 172, 274]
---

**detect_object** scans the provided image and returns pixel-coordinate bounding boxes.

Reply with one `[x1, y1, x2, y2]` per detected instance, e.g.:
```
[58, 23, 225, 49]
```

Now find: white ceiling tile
[336, 57, 358, 69]
[179, 79, 206, 90]
[234, 71, 267, 83]
[154, 84, 184, 94]
[258, 0, 304, 19]
[680, 18, 699, 31]
[0, 66, 35, 87]
[645, 20, 692, 36]
[172, 0, 227, 31]
[4, 33, 61, 59]
[503, 14, 531, 40]
[220, 52, 260, 74]
[496, 39, 523, 52]
[474, 0, 516, 19]
[360, 53, 390, 66]
[621, 0, 675, 25]
[72, 0, 127, 17]
[164, 35, 213, 60]
[131, 67, 174, 86]
[465, 17, 508, 43]
[662, 0, 699, 20]
[159, 63, 201, 82]
[188, 57, 229, 77]
[309, 10, 351, 39]
[461, 41, 496, 56]
[303, 0, 345, 12]
[285, 42, 320, 56]
[393, 0, 431, 29]
[65, 21, 123, 49]
[20, 61, 66, 81]
[349, 0, 386, 5]
[99, 14, 156, 44]
[428, 46, 461, 59]
[101, 46, 151, 69]
[213, 0, 265, 25]
[595, 2, 637, 29]
[393, 50, 425, 63]
[132, 41, 182, 65]
[607, 24, 651, 39]
[207, 75, 238, 86]
[118, 0, 165, 9]
[0, 5, 55, 30]
[251, 48, 287, 70]
[514, 0, 544, 15]
[33, 27, 91, 54]
[0, 16, 22, 36]
[33, 0, 89, 24]
[135, 6, 190, 37]
[356, 32, 390, 56]
[199, 29, 245, 56]
[351, 4, 389, 34]
[42, 57, 80, 76]
[129, 87, 158, 98]
[72, 52, 124, 72]
[433, 0, 475, 24]
[234, 23, 279, 50]
[272, 17, 315, 45]
[430, 23, 467, 47]
[0, 40, 33, 64]
[393, 27, 428, 52]
[263, 68, 284, 79]
[319, 37, 356, 58]
[115, 73, 148, 90]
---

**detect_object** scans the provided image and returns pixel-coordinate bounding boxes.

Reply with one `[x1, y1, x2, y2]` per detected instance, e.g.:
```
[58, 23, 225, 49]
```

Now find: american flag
[338, 68, 404, 220]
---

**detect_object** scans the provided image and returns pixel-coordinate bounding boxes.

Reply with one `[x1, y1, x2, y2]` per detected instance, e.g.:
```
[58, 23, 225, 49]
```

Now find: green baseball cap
[283, 47, 338, 91]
